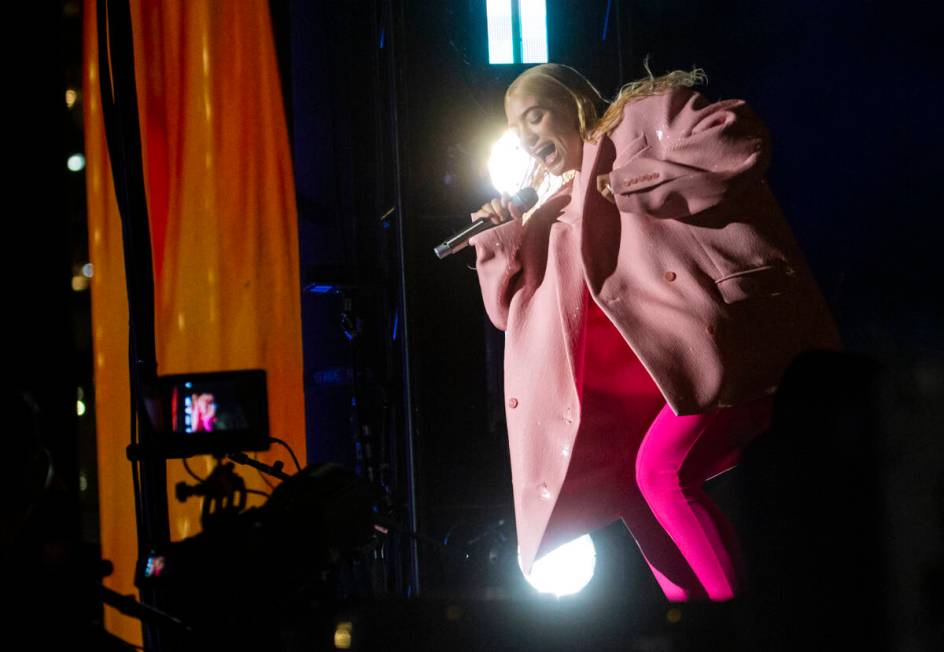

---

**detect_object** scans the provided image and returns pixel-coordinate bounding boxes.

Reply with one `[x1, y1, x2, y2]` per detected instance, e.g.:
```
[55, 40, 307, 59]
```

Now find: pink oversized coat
[470, 87, 841, 574]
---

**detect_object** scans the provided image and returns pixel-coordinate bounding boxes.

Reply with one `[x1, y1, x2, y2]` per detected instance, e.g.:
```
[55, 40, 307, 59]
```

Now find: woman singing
[469, 63, 841, 601]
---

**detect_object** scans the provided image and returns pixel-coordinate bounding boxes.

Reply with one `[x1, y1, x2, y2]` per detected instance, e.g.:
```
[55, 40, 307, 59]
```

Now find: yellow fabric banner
[84, 1, 306, 643]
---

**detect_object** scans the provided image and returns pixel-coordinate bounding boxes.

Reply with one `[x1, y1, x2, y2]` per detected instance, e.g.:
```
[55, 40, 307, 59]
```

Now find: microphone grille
[510, 187, 539, 212]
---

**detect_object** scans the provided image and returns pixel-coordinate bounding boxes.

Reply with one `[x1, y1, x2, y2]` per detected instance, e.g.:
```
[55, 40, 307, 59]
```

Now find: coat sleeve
[469, 217, 524, 331]
[608, 87, 771, 220]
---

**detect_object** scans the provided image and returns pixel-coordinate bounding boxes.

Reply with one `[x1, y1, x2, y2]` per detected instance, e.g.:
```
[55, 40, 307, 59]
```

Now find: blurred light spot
[666, 608, 682, 624]
[72, 275, 90, 291]
[68, 154, 86, 172]
[334, 622, 353, 649]
[65, 89, 78, 108]
[79, 473, 88, 492]
[202, 37, 210, 76]
[445, 604, 463, 621]
[77, 387, 84, 400]
[76, 400, 86, 416]
[82, 263, 94, 278]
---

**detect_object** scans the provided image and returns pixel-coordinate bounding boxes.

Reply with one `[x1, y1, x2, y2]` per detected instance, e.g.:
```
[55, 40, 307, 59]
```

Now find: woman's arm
[469, 218, 524, 331]
[605, 87, 771, 220]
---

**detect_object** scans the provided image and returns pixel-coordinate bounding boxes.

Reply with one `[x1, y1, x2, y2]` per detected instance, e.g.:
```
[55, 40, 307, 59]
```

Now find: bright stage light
[488, 130, 533, 197]
[520, 533, 596, 597]
[67, 153, 86, 172]
[488, 130, 573, 213]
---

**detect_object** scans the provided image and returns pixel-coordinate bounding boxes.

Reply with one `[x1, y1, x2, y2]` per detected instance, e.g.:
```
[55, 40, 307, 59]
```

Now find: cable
[268, 437, 302, 472]
[246, 488, 271, 499]
[249, 451, 278, 490]
[180, 457, 207, 483]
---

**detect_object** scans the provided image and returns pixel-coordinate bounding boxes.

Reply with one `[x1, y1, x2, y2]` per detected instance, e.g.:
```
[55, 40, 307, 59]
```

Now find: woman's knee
[634, 450, 679, 502]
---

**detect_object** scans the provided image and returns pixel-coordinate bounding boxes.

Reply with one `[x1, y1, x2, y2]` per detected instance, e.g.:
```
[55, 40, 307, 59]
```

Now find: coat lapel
[547, 137, 611, 418]
[578, 136, 621, 294]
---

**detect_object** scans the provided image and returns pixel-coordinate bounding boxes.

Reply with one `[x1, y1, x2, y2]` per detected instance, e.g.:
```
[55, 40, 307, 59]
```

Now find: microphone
[433, 187, 539, 259]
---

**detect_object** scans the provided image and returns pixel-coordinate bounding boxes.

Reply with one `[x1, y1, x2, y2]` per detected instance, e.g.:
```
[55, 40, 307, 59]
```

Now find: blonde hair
[506, 57, 707, 146]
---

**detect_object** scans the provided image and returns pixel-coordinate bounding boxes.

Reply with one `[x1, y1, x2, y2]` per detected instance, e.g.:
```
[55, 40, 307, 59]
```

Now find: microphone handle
[433, 188, 536, 260]
[433, 217, 508, 259]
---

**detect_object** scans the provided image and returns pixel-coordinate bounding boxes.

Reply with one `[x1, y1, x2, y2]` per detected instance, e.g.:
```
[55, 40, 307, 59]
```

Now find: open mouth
[535, 142, 557, 165]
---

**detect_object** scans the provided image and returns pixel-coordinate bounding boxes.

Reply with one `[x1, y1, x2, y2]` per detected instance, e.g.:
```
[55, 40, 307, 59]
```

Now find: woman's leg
[619, 489, 709, 601]
[634, 397, 773, 601]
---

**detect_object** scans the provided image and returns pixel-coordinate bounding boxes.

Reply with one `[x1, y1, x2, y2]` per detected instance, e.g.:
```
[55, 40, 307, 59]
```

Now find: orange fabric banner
[84, 1, 306, 643]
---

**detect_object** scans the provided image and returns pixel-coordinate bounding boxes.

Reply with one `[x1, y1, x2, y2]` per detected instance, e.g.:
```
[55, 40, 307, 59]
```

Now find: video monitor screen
[153, 369, 269, 457]
[171, 379, 250, 434]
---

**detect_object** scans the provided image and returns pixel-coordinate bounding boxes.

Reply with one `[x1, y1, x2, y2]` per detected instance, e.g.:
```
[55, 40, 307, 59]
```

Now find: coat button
[561, 446, 571, 457]
[508, 397, 519, 409]
[538, 483, 552, 500]
[664, 271, 677, 282]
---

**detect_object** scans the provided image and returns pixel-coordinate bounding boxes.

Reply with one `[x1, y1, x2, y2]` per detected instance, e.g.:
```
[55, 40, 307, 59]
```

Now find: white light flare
[488, 130, 534, 197]
[520, 533, 596, 597]
[487, 130, 569, 212]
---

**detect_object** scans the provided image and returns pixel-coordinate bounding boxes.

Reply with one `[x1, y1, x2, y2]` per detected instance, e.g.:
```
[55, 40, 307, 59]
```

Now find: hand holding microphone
[472, 191, 526, 224]
[434, 187, 538, 259]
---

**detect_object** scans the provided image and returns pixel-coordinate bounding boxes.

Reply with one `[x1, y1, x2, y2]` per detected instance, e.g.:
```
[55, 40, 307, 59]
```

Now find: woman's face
[506, 92, 583, 176]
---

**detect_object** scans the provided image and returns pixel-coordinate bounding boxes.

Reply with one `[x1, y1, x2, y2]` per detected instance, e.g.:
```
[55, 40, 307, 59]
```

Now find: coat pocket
[714, 264, 796, 304]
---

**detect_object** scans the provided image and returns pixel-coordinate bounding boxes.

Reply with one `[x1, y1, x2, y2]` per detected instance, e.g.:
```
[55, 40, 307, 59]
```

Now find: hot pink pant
[578, 293, 773, 602]
[631, 397, 773, 601]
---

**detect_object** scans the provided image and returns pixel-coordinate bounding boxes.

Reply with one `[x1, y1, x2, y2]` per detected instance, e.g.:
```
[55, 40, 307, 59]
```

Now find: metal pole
[383, 0, 421, 596]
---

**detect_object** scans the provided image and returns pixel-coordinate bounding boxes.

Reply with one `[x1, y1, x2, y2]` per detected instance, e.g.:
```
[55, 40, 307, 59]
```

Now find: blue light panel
[486, 0, 514, 64]
[518, 0, 548, 63]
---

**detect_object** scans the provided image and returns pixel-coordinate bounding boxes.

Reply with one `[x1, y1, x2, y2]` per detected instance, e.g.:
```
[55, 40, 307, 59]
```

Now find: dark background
[7, 0, 943, 649]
